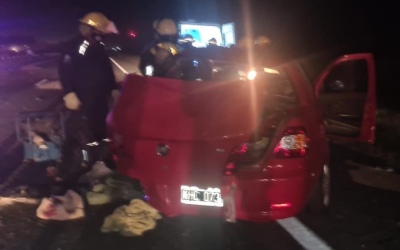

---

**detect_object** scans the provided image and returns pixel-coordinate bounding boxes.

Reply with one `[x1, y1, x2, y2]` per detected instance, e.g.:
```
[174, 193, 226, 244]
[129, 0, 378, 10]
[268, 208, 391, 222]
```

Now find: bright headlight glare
[247, 69, 257, 80]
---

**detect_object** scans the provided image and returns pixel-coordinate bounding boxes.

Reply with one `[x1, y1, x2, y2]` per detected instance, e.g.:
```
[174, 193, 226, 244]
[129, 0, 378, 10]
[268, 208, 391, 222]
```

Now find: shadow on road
[298, 143, 400, 250]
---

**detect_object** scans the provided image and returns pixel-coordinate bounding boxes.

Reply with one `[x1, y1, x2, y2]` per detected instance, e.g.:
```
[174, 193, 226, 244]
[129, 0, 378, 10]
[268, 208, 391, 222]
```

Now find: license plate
[181, 186, 223, 207]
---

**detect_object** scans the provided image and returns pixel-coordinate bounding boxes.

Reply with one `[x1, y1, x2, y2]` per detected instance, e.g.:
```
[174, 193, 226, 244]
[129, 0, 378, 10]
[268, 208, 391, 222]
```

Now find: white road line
[109, 57, 129, 75]
[277, 217, 333, 250]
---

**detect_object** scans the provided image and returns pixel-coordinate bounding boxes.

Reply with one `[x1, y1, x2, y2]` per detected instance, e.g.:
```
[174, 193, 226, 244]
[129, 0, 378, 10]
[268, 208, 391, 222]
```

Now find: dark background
[0, 0, 398, 109]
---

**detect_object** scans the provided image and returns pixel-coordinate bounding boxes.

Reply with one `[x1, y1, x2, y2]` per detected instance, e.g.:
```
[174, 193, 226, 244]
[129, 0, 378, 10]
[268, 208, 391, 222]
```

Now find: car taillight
[273, 127, 308, 158]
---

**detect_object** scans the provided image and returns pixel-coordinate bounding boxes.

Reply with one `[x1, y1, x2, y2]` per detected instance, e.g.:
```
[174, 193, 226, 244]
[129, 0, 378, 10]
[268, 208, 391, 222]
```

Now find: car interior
[318, 59, 369, 137]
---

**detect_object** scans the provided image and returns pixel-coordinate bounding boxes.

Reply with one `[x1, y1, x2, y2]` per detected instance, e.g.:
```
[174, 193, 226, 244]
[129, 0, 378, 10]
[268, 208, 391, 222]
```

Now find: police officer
[139, 18, 180, 76]
[52, 12, 120, 183]
[207, 38, 219, 48]
[236, 36, 272, 65]
[255, 35, 271, 48]
[228, 36, 253, 64]
[180, 34, 195, 50]
[238, 36, 254, 51]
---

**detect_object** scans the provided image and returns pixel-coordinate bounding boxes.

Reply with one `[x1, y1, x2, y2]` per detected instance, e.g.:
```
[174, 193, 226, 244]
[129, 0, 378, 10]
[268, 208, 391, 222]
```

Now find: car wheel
[306, 164, 330, 215]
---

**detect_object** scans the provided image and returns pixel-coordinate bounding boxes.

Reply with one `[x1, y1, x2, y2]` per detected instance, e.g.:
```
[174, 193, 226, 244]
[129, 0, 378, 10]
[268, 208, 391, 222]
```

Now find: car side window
[322, 60, 368, 93]
[261, 73, 295, 98]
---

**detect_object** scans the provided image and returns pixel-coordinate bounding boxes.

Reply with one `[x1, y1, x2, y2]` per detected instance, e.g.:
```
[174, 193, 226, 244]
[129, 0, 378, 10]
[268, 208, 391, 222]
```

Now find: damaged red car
[107, 50, 376, 222]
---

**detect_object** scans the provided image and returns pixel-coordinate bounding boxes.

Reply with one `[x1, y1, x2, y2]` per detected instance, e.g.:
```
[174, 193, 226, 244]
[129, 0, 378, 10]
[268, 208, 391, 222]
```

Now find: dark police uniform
[57, 36, 117, 181]
[138, 35, 183, 77]
[138, 40, 159, 76]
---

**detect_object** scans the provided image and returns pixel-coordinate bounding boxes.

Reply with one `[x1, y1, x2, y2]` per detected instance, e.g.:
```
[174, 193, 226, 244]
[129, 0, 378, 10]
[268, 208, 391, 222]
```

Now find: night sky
[1, 0, 394, 45]
[0, 0, 183, 41]
[0, 0, 398, 108]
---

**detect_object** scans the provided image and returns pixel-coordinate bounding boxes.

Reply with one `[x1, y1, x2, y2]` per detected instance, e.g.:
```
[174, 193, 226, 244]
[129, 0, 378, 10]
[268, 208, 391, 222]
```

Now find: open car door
[315, 53, 376, 143]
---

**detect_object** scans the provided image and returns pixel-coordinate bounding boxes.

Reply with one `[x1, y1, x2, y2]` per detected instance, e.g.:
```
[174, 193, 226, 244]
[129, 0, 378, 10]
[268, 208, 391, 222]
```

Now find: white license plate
[181, 185, 223, 207]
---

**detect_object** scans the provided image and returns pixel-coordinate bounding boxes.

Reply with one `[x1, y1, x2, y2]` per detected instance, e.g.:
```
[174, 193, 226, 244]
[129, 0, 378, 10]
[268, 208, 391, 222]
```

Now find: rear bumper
[118, 164, 307, 222]
[222, 175, 307, 222]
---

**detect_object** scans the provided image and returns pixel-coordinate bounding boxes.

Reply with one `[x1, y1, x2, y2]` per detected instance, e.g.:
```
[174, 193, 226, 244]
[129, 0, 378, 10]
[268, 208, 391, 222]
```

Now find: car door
[314, 53, 377, 143]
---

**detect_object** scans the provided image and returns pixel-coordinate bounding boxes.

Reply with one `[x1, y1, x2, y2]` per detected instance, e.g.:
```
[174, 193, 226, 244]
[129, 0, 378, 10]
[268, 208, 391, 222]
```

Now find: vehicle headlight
[247, 69, 257, 80]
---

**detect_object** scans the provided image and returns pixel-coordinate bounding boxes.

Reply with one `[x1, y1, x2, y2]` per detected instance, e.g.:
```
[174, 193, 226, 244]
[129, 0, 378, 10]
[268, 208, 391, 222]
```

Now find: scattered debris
[79, 161, 113, 184]
[29, 130, 48, 149]
[17, 111, 64, 163]
[34, 79, 48, 87]
[101, 199, 162, 236]
[86, 172, 144, 205]
[346, 160, 395, 172]
[86, 184, 112, 205]
[346, 160, 400, 193]
[35, 80, 62, 90]
[0, 197, 39, 206]
[36, 190, 85, 221]
[46, 166, 59, 178]
[103, 174, 144, 201]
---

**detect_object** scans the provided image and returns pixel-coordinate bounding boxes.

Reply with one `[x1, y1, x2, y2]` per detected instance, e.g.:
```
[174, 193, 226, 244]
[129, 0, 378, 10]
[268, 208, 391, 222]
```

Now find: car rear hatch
[108, 74, 279, 216]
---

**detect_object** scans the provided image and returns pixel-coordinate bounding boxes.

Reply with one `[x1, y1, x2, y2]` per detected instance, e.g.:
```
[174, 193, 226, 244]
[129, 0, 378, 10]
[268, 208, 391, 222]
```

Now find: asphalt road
[0, 54, 56, 73]
[0, 53, 399, 250]
[0, 55, 62, 143]
[109, 53, 140, 83]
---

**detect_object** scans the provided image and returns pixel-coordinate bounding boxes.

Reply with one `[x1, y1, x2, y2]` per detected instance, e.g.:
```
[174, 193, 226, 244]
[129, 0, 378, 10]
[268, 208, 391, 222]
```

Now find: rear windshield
[261, 72, 296, 99]
[167, 57, 295, 95]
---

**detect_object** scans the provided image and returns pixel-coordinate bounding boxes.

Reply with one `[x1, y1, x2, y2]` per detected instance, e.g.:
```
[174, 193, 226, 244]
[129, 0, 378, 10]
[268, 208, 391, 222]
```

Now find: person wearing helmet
[151, 41, 180, 77]
[227, 36, 253, 64]
[139, 18, 180, 76]
[51, 12, 120, 184]
[255, 35, 271, 47]
[207, 38, 219, 48]
[234, 36, 273, 66]
[180, 34, 195, 50]
[238, 36, 252, 50]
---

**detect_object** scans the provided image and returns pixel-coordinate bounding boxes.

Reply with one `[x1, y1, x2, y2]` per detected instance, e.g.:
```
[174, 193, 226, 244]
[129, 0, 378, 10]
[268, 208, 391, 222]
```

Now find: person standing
[50, 12, 120, 184]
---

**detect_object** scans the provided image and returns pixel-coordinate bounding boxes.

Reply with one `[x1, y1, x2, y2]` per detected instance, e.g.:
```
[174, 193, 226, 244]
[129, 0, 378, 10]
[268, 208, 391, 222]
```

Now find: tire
[306, 164, 330, 216]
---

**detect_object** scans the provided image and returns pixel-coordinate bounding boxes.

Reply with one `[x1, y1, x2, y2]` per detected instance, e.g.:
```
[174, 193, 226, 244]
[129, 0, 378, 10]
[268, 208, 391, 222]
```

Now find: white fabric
[86, 161, 113, 183]
[87, 190, 112, 205]
[36, 190, 85, 220]
[92, 183, 106, 192]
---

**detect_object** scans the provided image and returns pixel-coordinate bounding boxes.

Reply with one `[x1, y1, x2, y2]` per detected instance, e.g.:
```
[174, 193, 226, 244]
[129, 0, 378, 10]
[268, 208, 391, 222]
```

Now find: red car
[107, 52, 376, 222]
